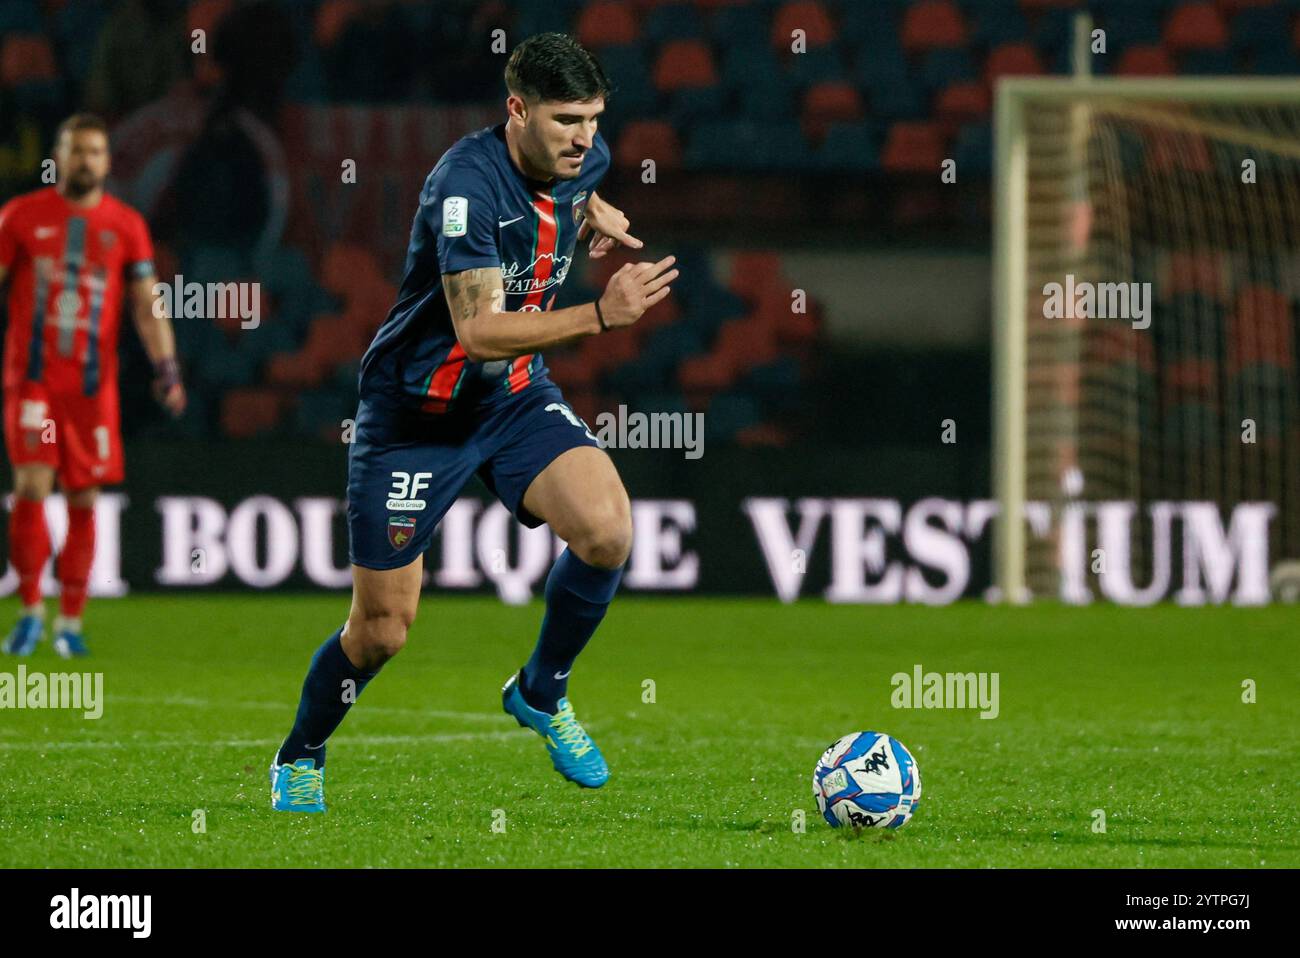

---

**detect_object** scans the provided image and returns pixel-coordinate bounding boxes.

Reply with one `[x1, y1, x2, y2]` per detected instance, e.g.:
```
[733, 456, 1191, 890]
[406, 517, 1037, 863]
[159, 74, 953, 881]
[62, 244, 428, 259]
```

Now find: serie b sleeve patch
[443, 196, 468, 237]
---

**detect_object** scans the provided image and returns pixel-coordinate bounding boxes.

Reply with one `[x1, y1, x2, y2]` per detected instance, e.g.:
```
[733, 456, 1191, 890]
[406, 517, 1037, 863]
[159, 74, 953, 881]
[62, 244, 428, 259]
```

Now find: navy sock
[277, 627, 376, 767]
[520, 548, 623, 713]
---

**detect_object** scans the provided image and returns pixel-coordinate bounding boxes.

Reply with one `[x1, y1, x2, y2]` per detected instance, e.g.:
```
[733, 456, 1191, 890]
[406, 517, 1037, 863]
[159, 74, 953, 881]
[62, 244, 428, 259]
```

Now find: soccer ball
[812, 731, 921, 830]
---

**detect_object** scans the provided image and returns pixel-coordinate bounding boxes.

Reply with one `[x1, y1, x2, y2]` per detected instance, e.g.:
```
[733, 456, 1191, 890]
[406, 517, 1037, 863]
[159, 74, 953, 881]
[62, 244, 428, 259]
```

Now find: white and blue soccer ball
[813, 731, 921, 830]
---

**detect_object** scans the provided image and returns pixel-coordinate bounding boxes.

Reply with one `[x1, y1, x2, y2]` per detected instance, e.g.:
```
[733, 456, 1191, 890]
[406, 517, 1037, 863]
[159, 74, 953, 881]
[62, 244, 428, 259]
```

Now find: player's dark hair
[55, 113, 109, 143]
[505, 33, 611, 104]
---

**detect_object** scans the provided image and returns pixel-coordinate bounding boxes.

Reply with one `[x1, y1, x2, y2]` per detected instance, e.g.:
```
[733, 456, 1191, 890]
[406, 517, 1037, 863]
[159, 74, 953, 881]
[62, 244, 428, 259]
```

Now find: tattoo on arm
[443, 267, 503, 327]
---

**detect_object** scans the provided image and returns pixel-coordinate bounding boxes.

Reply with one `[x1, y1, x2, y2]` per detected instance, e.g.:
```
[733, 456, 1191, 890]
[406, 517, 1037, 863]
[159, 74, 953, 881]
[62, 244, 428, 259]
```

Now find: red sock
[57, 506, 96, 618]
[9, 498, 50, 607]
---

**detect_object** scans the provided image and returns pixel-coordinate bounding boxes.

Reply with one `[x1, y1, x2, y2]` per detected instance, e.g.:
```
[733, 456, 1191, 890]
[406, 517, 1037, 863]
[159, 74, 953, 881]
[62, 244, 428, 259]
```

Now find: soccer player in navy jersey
[271, 33, 677, 810]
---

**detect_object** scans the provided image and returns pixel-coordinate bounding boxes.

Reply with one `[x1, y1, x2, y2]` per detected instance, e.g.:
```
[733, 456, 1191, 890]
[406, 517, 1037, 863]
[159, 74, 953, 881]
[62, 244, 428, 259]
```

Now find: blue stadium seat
[816, 121, 881, 172]
[1178, 49, 1239, 76]
[954, 121, 992, 176]
[644, 3, 705, 45]
[920, 48, 976, 91]
[599, 44, 657, 116]
[865, 80, 928, 122]
[785, 44, 847, 89]
[0, 0, 41, 32]
[1231, 7, 1294, 54]
[705, 392, 763, 441]
[966, 3, 1029, 48]
[711, 4, 774, 51]
[668, 86, 727, 129]
[735, 70, 796, 119]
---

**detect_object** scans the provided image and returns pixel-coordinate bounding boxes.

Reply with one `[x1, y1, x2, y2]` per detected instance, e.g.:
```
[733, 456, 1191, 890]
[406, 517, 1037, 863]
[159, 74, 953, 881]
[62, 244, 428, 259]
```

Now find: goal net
[994, 78, 1300, 604]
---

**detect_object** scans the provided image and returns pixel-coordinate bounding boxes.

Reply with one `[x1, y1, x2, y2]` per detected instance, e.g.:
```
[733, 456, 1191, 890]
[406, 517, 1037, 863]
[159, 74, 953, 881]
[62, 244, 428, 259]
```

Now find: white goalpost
[993, 72, 1300, 604]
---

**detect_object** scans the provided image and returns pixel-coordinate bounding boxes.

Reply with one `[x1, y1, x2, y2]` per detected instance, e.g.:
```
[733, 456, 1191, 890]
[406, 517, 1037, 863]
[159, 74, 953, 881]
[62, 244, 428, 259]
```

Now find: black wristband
[595, 299, 609, 332]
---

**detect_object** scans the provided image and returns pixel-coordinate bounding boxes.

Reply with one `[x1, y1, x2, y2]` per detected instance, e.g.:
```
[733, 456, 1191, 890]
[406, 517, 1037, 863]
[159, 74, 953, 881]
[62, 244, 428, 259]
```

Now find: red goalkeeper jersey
[0, 186, 154, 397]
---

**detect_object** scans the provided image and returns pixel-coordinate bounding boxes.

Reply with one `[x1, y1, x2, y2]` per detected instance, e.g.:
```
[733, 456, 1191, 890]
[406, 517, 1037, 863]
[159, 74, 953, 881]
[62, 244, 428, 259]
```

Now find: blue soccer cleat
[2, 615, 43, 656]
[270, 757, 326, 813]
[53, 627, 90, 659]
[502, 672, 609, 788]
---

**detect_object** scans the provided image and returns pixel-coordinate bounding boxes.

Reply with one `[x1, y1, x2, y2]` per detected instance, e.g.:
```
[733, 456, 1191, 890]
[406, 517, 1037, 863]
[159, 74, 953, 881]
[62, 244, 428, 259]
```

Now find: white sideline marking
[109, 695, 500, 722]
[0, 730, 529, 751]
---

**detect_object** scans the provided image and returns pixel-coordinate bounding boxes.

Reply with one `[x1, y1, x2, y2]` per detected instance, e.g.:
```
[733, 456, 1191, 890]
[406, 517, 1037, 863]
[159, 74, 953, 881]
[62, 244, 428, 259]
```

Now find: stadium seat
[652, 39, 718, 92]
[1229, 6, 1292, 54]
[968, 4, 1030, 47]
[0, 0, 42, 33]
[921, 48, 978, 91]
[643, 2, 704, 44]
[1229, 286, 1293, 371]
[0, 34, 57, 85]
[1164, 2, 1230, 51]
[880, 121, 947, 173]
[901, 1, 968, 52]
[614, 120, 681, 171]
[985, 42, 1046, 83]
[314, 0, 363, 49]
[599, 44, 656, 115]
[1178, 49, 1239, 73]
[801, 82, 865, 141]
[954, 121, 993, 175]
[1116, 45, 1177, 75]
[576, 1, 639, 48]
[815, 121, 881, 172]
[935, 82, 991, 135]
[772, 1, 836, 50]
[221, 388, 284, 438]
[188, 0, 234, 37]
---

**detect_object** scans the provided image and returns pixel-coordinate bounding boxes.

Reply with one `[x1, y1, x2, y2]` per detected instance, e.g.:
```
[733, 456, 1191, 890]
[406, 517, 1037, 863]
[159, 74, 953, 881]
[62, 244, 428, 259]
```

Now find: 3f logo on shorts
[387, 471, 432, 511]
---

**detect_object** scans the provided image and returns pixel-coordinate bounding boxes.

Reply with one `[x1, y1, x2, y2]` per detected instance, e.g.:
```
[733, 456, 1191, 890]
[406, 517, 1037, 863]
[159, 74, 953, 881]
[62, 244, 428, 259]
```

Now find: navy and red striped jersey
[359, 123, 610, 414]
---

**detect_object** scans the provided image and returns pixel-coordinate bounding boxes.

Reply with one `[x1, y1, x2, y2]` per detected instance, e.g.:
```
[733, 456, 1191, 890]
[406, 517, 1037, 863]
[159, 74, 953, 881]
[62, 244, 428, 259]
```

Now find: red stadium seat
[772, 1, 836, 50]
[985, 43, 1046, 84]
[576, 1, 639, 48]
[901, 1, 967, 53]
[266, 351, 327, 389]
[0, 35, 57, 86]
[935, 81, 991, 135]
[1146, 129, 1213, 173]
[1116, 45, 1177, 75]
[1165, 251, 1229, 301]
[729, 251, 786, 301]
[652, 39, 718, 92]
[1164, 2, 1229, 51]
[1228, 285, 1293, 371]
[802, 82, 865, 141]
[880, 121, 947, 173]
[614, 120, 682, 172]
[314, 0, 362, 49]
[188, 0, 234, 38]
[221, 389, 283, 438]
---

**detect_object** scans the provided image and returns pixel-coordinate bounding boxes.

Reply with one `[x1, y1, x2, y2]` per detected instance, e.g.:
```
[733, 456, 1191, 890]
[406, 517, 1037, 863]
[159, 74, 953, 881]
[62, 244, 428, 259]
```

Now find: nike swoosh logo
[498, 215, 525, 228]
[553, 670, 571, 680]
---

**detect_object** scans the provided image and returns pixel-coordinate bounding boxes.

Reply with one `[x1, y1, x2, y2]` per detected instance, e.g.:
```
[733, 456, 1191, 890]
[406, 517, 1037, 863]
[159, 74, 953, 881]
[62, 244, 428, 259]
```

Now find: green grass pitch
[0, 595, 1296, 868]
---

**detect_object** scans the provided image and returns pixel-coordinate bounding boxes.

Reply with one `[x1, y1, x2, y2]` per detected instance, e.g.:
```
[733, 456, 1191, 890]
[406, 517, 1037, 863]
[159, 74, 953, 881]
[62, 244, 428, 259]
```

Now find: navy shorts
[347, 382, 599, 570]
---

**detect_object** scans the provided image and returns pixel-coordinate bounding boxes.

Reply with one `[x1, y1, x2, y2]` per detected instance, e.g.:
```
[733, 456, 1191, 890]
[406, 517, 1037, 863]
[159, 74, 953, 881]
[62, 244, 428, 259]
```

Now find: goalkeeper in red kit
[0, 114, 185, 657]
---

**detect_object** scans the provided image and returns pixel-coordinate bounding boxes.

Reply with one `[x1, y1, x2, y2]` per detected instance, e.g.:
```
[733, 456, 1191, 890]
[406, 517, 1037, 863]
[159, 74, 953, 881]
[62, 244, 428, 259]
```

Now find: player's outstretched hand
[597, 255, 678, 329]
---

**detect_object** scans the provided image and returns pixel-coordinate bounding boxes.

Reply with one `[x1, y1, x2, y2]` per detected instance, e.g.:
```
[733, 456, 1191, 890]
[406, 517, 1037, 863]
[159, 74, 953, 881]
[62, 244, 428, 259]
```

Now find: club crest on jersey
[572, 190, 588, 225]
[388, 515, 417, 550]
